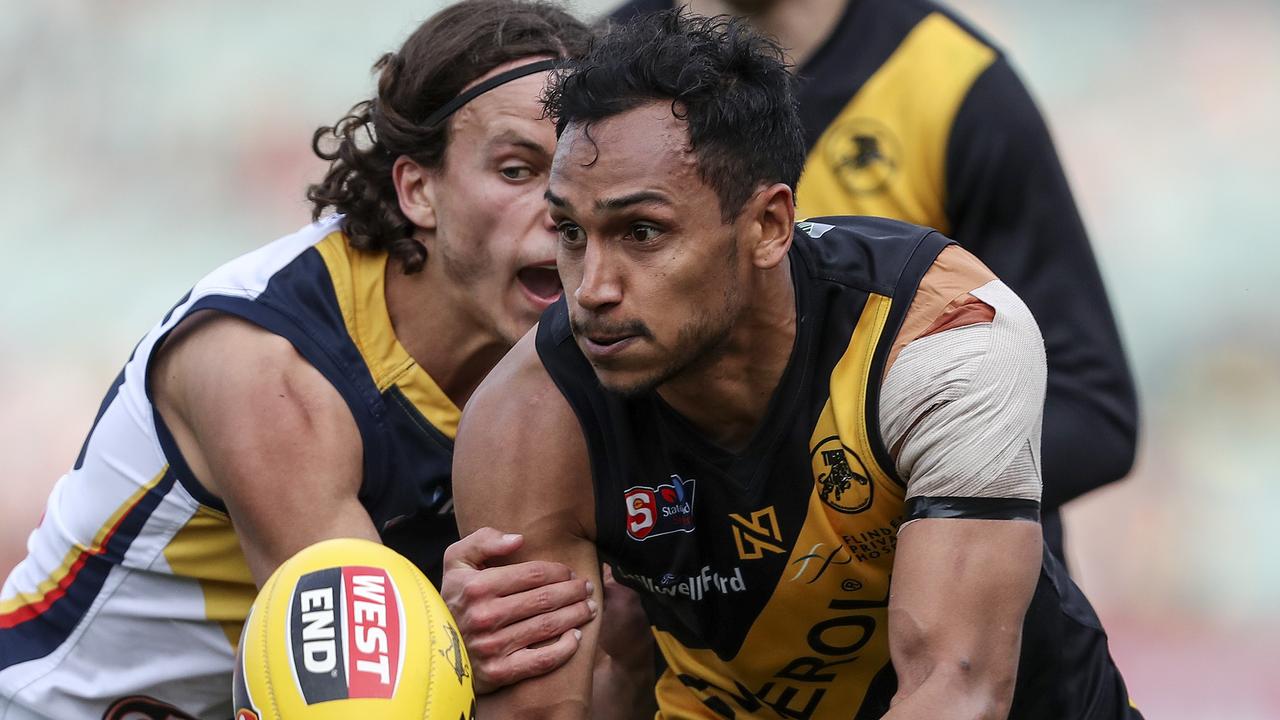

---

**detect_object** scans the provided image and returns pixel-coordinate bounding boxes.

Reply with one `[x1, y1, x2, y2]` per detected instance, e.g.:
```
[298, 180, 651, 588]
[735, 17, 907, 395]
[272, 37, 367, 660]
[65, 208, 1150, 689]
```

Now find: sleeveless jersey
[0, 217, 461, 720]
[537, 217, 1138, 719]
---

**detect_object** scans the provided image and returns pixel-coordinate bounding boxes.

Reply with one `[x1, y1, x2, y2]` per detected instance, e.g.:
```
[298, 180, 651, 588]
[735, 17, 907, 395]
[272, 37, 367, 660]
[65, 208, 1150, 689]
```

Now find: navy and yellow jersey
[536, 217, 1139, 719]
[0, 217, 459, 719]
[609, 0, 1139, 560]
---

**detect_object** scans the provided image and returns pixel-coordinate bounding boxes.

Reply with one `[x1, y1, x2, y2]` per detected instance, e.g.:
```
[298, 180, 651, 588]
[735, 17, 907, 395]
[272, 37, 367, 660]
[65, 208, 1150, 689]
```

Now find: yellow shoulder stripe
[796, 12, 997, 233]
[314, 232, 461, 439]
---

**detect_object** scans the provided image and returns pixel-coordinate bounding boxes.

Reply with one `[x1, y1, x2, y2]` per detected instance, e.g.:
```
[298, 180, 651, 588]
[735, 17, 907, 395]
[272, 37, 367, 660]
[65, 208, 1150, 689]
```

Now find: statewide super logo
[624, 474, 696, 540]
[287, 566, 405, 704]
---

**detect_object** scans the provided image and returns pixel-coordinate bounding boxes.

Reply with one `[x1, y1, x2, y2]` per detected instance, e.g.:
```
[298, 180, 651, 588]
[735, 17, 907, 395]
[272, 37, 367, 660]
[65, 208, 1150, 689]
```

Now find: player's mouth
[516, 263, 562, 311]
[581, 333, 640, 360]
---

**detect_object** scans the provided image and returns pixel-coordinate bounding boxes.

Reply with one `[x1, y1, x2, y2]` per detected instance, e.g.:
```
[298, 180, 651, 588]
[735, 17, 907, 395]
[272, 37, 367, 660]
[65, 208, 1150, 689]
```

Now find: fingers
[460, 577, 596, 641]
[460, 560, 583, 601]
[473, 627, 584, 694]
[442, 527, 524, 570]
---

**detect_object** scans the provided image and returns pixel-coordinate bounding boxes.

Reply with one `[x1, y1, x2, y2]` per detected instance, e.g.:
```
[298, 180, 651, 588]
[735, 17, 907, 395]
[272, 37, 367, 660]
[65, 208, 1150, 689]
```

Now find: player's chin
[590, 362, 664, 399]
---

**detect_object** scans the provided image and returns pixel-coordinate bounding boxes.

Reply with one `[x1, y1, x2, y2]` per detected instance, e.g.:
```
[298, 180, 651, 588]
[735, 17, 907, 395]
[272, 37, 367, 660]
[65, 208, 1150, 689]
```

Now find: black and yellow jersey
[609, 0, 1139, 563]
[536, 217, 1138, 719]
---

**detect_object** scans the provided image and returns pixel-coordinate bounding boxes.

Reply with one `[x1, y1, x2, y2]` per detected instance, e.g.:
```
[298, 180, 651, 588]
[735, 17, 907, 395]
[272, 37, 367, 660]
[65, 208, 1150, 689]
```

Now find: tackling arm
[452, 332, 603, 719]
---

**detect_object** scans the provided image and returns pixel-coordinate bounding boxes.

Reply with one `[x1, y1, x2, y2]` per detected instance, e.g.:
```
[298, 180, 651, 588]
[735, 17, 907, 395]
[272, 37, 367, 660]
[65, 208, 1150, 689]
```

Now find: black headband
[421, 59, 560, 127]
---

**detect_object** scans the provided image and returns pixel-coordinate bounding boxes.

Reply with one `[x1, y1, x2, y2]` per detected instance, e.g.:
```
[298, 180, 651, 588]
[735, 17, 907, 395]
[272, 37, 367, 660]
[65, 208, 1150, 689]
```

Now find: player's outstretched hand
[441, 527, 598, 694]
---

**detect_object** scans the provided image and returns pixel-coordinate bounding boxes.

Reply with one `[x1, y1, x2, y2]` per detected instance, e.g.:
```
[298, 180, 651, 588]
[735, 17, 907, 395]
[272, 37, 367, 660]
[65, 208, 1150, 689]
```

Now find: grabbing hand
[441, 527, 598, 694]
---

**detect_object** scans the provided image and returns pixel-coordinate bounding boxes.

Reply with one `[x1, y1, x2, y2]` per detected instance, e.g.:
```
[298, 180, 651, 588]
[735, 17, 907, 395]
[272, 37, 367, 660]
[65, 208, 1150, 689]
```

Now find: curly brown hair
[307, 0, 592, 273]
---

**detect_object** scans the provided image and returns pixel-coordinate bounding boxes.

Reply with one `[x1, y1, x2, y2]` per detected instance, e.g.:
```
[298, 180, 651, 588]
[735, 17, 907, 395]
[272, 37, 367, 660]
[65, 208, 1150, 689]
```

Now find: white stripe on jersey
[1, 218, 342, 720]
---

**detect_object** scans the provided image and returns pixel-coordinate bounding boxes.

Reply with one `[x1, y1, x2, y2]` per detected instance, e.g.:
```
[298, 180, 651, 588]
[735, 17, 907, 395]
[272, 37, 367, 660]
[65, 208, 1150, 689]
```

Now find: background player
[454, 11, 1140, 718]
[609, 0, 1139, 564]
[0, 2, 603, 717]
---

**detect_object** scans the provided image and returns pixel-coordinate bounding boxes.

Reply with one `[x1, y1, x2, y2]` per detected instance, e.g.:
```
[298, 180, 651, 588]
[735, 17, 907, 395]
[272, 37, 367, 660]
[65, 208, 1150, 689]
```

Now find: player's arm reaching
[452, 330, 608, 720]
[151, 312, 378, 585]
[877, 255, 1048, 719]
[151, 312, 596, 692]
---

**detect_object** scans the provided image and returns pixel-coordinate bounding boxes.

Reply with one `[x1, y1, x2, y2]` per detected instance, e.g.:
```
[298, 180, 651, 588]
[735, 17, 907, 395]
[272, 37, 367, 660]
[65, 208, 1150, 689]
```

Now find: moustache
[569, 315, 653, 341]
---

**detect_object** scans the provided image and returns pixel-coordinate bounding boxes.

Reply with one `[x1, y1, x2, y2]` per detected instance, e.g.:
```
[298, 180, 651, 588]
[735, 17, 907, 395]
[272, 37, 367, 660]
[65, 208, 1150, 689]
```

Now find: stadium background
[1, 0, 1276, 716]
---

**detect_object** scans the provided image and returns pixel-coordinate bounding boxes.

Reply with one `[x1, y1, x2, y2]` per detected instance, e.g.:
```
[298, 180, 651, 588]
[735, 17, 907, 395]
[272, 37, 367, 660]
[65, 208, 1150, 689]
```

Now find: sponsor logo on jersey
[822, 116, 900, 195]
[796, 221, 836, 238]
[624, 474, 696, 541]
[287, 566, 405, 704]
[729, 506, 785, 560]
[810, 436, 874, 514]
[613, 564, 747, 601]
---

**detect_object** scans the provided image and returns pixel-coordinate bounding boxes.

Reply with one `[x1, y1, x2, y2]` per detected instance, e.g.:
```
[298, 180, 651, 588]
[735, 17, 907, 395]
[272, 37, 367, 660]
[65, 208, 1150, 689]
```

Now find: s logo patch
[624, 475, 696, 541]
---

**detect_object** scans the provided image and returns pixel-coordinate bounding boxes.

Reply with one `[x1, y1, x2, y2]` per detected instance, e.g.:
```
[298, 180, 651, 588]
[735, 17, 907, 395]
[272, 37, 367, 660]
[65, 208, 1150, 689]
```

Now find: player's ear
[746, 182, 794, 270]
[393, 155, 437, 231]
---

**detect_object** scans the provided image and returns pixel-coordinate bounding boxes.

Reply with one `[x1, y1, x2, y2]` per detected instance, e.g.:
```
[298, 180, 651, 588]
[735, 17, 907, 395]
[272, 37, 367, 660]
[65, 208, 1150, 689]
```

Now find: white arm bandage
[879, 280, 1047, 502]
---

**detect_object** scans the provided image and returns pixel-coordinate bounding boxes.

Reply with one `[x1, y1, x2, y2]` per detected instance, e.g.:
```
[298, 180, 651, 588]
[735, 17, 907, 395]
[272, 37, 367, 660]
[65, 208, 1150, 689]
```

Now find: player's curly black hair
[307, 0, 591, 274]
[543, 10, 805, 221]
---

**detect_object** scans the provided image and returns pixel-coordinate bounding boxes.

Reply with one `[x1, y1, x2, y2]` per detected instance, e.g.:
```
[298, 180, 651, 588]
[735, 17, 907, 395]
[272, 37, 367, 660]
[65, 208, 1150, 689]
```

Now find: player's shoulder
[794, 216, 950, 294]
[191, 216, 342, 300]
[464, 326, 572, 437]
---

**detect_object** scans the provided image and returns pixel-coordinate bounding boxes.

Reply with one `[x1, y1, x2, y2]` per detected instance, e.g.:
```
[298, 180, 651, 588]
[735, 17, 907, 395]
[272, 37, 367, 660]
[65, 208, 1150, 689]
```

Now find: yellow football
[233, 538, 474, 719]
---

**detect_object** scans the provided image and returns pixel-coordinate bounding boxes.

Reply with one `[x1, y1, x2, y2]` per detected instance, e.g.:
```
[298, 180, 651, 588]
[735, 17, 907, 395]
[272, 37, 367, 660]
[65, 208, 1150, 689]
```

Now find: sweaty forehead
[551, 101, 699, 198]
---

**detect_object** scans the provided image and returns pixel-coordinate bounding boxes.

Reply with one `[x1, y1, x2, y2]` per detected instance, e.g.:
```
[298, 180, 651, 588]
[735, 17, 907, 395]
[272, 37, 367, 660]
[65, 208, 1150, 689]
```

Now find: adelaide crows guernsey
[537, 217, 1138, 719]
[0, 217, 460, 720]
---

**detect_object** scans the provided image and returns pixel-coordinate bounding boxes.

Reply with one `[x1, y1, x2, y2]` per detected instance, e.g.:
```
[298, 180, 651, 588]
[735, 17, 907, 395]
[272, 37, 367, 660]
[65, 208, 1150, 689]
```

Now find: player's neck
[383, 261, 510, 409]
[682, 0, 850, 68]
[657, 261, 797, 453]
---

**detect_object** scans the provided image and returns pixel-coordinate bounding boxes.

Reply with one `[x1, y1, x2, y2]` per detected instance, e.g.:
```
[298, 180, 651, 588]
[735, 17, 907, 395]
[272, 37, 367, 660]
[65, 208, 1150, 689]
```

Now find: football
[233, 538, 474, 719]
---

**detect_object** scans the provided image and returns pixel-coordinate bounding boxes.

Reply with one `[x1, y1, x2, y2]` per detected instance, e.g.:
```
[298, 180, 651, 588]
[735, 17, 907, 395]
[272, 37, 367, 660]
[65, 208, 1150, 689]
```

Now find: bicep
[152, 313, 374, 585]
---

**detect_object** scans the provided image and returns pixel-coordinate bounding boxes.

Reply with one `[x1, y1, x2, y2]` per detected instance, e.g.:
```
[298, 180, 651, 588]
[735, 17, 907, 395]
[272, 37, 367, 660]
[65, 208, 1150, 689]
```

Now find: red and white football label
[342, 566, 403, 699]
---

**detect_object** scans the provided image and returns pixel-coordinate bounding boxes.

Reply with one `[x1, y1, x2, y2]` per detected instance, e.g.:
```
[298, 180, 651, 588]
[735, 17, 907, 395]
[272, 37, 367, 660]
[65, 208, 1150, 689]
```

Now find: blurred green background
[2, 1, 1277, 716]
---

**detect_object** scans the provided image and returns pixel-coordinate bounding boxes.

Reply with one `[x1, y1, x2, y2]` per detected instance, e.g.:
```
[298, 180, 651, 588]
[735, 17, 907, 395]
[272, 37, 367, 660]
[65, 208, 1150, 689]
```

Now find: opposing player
[454, 12, 1141, 718]
[609, 0, 1139, 563]
[0, 3, 599, 717]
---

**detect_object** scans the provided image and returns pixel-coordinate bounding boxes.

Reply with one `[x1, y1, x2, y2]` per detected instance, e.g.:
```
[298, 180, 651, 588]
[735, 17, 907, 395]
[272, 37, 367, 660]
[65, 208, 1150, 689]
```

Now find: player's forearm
[478, 687, 591, 719]
[591, 650, 656, 719]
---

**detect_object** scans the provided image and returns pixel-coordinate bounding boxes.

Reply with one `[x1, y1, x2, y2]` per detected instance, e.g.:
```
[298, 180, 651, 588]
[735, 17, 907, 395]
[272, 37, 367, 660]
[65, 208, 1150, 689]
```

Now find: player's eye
[557, 222, 586, 248]
[629, 223, 663, 244]
[500, 166, 533, 181]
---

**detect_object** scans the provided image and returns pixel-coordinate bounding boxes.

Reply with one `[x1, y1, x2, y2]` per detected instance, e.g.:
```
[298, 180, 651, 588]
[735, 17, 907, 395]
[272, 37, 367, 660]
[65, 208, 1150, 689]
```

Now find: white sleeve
[878, 280, 1047, 504]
